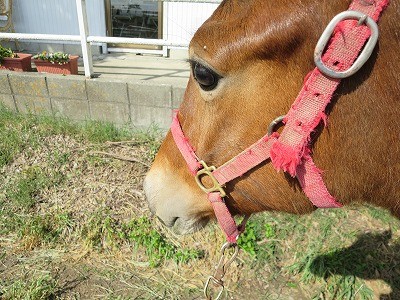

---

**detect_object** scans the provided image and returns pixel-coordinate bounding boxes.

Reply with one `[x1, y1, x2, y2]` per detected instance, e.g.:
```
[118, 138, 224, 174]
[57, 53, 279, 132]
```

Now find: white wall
[164, 2, 219, 47]
[12, 0, 106, 36]
[8, 1, 220, 52]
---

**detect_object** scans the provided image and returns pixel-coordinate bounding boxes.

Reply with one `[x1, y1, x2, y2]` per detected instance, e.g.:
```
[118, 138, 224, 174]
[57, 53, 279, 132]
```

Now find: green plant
[81, 120, 132, 143]
[0, 45, 18, 64]
[33, 51, 71, 65]
[124, 216, 204, 266]
[237, 221, 260, 257]
[6, 165, 64, 210]
[0, 274, 58, 300]
[82, 211, 204, 267]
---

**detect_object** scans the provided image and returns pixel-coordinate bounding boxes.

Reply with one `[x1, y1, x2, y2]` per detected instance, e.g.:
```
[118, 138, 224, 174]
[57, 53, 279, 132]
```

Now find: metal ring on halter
[268, 115, 286, 136]
[314, 10, 379, 79]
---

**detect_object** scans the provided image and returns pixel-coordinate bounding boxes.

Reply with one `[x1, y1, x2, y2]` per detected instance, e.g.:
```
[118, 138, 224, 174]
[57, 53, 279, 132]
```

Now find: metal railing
[0, 0, 221, 78]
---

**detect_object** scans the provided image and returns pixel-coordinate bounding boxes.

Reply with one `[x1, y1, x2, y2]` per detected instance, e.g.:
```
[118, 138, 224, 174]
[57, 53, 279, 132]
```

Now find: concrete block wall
[0, 70, 186, 131]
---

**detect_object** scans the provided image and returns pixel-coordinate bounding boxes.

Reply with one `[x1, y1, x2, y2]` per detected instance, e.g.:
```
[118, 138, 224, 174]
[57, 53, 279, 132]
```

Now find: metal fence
[0, 0, 221, 78]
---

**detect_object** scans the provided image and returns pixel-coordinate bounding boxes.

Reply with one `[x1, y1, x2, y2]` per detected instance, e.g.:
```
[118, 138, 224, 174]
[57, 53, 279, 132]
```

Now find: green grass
[0, 104, 161, 165]
[0, 105, 200, 267]
[0, 274, 58, 300]
[1, 104, 399, 299]
[122, 216, 204, 266]
[81, 210, 203, 267]
[0, 109, 25, 167]
[6, 166, 60, 210]
[236, 208, 400, 299]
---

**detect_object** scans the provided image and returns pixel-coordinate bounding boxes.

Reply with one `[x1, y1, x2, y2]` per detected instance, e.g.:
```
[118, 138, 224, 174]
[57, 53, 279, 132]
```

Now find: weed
[320, 275, 374, 300]
[0, 105, 75, 168]
[367, 205, 400, 229]
[82, 210, 203, 266]
[19, 212, 74, 249]
[237, 217, 279, 262]
[0, 127, 24, 168]
[132, 125, 163, 161]
[82, 210, 121, 250]
[23, 114, 79, 139]
[6, 167, 46, 209]
[237, 220, 260, 257]
[0, 274, 58, 300]
[0, 206, 74, 249]
[0, 106, 25, 167]
[124, 216, 204, 266]
[80, 120, 132, 144]
[6, 166, 62, 210]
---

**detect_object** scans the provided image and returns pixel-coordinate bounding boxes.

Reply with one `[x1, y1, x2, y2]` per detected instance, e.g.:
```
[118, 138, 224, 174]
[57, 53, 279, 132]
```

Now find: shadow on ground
[310, 231, 400, 300]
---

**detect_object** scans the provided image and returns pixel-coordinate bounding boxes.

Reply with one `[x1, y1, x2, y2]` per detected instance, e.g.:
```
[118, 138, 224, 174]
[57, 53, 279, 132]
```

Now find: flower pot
[0, 53, 32, 72]
[33, 55, 79, 75]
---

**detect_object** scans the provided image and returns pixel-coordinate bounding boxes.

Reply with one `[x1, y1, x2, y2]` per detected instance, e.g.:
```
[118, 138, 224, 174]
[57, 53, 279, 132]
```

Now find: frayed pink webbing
[208, 192, 243, 244]
[270, 0, 389, 177]
[170, 112, 202, 175]
[297, 155, 342, 208]
[213, 134, 279, 185]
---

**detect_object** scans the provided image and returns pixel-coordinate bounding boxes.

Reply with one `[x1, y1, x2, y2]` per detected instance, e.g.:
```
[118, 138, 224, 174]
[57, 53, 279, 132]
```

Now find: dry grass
[0, 107, 399, 300]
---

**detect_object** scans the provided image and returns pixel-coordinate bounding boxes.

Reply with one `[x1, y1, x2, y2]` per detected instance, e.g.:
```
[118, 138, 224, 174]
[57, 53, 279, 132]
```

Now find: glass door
[105, 0, 162, 50]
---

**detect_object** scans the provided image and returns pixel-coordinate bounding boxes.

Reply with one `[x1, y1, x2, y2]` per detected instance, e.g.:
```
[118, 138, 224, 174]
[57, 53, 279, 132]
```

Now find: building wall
[13, 0, 106, 36]
[8, 1, 219, 53]
[164, 2, 219, 47]
[9, 0, 106, 54]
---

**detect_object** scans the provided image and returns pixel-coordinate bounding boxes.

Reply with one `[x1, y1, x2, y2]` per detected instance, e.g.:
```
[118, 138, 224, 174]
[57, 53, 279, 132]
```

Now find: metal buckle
[195, 161, 226, 197]
[314, 10, 379, 79]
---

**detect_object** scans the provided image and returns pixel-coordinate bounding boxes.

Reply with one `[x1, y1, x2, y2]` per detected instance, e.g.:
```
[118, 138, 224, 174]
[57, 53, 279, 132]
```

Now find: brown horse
[144, 0, 400, 235]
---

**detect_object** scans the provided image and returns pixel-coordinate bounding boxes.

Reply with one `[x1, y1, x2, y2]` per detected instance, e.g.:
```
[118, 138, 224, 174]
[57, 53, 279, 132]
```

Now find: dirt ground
[1, 129, 399, 300]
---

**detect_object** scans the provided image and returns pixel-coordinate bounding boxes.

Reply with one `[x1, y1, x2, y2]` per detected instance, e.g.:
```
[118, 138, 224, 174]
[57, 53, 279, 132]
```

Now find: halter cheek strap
[171, 112, 249, 243]
[170, 0, 389, 243]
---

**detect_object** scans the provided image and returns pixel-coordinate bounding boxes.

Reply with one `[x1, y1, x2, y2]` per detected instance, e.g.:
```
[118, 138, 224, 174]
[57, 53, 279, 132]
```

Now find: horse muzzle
[143, 164, 212, 235]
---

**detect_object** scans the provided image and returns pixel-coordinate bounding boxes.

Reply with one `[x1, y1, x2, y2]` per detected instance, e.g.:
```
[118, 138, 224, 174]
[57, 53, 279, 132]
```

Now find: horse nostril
[157, 216, 179, 228]
[171, 217, 179, 226]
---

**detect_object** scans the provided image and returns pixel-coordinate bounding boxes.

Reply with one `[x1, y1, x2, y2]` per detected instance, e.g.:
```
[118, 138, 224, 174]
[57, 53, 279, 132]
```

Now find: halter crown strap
[270, 0, 389, 176]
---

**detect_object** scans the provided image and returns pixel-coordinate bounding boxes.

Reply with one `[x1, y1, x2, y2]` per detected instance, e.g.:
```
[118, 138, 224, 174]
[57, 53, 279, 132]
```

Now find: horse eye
[193, 62, 220, 91]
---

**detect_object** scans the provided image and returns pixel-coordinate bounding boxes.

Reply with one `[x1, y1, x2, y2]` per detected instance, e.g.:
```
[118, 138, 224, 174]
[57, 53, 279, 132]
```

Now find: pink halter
[170, 0, 389, 243]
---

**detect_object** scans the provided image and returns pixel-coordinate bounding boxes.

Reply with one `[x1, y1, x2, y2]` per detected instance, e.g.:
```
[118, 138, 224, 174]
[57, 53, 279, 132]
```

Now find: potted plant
[33, 51, 79, 75]
[0, 45, 32, 72]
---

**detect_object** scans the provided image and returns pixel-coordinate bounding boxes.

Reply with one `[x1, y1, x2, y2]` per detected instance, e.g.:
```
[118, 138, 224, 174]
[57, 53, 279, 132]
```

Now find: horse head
[144, 0, 400, 235]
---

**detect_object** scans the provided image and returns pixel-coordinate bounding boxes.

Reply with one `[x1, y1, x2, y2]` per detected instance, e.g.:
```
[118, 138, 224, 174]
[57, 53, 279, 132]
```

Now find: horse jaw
[144, 154, 213, 234]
